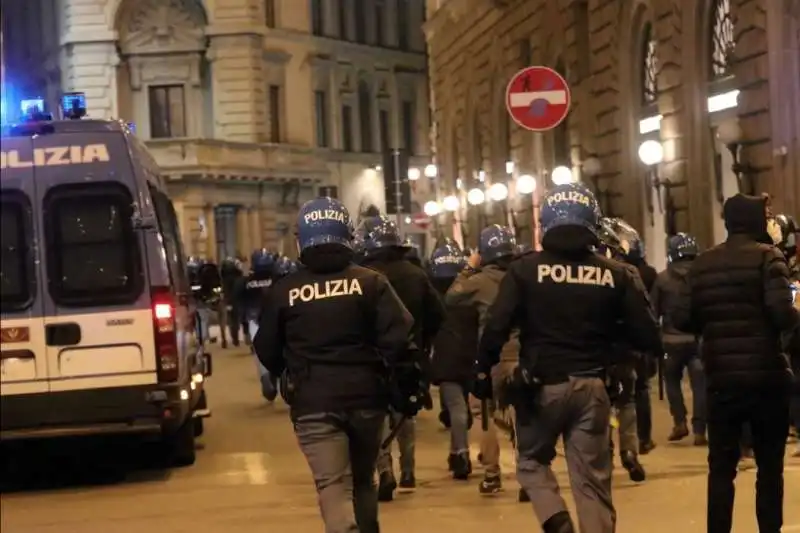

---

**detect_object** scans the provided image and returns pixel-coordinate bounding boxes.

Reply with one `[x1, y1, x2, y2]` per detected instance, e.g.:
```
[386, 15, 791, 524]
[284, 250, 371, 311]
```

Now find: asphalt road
[1, 344, 798, 533]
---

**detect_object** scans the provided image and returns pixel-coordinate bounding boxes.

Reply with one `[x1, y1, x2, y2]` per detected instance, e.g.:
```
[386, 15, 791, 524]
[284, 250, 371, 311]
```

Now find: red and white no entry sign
[506, 66, 571, 132]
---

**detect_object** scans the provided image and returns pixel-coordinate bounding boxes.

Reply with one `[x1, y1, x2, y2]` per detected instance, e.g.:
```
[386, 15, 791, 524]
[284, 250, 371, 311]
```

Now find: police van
[0, 94, 211, 466]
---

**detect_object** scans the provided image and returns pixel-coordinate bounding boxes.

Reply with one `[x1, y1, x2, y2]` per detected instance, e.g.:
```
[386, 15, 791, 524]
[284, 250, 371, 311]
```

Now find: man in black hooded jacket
[672, 193, 799, 533]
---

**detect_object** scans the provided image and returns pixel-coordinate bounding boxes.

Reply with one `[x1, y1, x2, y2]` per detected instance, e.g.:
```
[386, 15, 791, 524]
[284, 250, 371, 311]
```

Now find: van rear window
[45, 183, 143, 307]
[0, 198, 32, 311]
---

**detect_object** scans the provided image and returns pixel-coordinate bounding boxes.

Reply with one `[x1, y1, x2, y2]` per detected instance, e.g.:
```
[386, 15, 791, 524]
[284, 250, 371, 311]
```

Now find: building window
[354, 0, 367, 43]
[642, 23, 658, 104]
[397, 0, 408, 50]
[265, 0, 276, 28]
[269, 84, 282, 142]
[379, 109, 391, 151]
[149, 85, 186, 139]
[358, 82, 373, 152]
[710, 0, 734, 78]
[314, 90, 329, 147]
[401, 100, 414, 154]
[341, 104, 354, 152]
[338, 0, 349, 40]
[375, 1, 386, 46]
[311, 0, 324, 35]
[214, 206, 240, 262]
[318, 186, 339, 198]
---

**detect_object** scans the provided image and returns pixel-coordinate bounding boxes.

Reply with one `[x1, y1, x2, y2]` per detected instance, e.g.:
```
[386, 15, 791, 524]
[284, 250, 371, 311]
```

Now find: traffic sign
[506, 66, 571, 132]
[410, 213, 431, 228]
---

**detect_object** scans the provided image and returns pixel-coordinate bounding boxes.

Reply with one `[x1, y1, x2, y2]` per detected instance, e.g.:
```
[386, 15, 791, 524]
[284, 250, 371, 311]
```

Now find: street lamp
[716, 120, 755, 195]
[505, 161, 515, 174]
[442, 195, 460, 211]
[516, 174, 537, 195]
[423, 200, 442, 216]
[407, 167, 421, 181]
[488, 182, 509, 201]
[638, 139, 674, 231]
[467, 187, 486, 206]
[424, 164, 438, 178]
[551, 165, 574, 185]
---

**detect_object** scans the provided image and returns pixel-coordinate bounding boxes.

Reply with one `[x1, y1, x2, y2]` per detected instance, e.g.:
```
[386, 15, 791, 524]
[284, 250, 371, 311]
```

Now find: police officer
[650, 233, 707, 445]
[595, 219, 647, 482]
[774, 213, 798, 280]
[403, 238, 424, 268]
[253, 197, 417, 533]
[188, 256, 223, 343]
[475, 183, 663, 533]
[427, 240, 477, 480]
[445, 224, 521, 497]
[357, 215, 445, 500]
[221, 257, 245, 347]
[236, 249, 278, 401]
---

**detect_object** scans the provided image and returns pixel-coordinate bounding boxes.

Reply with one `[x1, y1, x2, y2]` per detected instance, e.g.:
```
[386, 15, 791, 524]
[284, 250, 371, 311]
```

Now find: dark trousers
[706, 384, 790, 533]
[294, 410, 385, 533]
[634, 358, 654, 443]
[664, 342, 706, 435]
[227, 304, 242, 344]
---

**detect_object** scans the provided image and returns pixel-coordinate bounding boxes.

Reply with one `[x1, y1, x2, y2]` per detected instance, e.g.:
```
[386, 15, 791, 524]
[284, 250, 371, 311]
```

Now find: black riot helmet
[773, 214, 798, 258]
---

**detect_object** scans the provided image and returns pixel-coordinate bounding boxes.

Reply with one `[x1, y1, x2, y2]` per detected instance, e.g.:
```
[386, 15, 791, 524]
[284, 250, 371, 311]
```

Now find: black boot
[451, 452, 471, 480]
[542, 511, 575, 533]
[377, 471, 396, 502]
[621, 450, 646, 482]
[518, 488, 531, 502]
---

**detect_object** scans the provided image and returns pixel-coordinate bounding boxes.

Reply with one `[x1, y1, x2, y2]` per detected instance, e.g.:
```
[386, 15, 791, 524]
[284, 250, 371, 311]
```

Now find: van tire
[163, 420, 196, 467]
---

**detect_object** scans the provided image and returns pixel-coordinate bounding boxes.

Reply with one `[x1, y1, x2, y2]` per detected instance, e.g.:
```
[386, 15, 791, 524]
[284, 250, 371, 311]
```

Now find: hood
[299, 244, 353, 273]
[362, 247, 408, 264]
[480, 263, 507, 283]
[667, 259, 692, 280]
[723, 193, 769, 241]
[541, 225, 598, 259]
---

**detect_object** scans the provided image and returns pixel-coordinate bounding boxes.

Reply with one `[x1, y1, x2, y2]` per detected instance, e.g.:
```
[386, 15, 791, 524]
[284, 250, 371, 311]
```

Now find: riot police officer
[220, 257, 245, 346]
[357, 215, 445, 500]
[475, 183, 663, 533]
[253, 197, 417, 533]
[236, 248, 278, 401]
[427, 240, 477, 480]
[651, 233, 707, 445]
[188, 256, 223, 343]
[445, 224, 521, 497]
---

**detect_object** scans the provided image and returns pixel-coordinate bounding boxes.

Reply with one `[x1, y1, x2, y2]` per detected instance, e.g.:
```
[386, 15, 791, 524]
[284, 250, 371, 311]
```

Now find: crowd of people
[196, 186, 798, 533]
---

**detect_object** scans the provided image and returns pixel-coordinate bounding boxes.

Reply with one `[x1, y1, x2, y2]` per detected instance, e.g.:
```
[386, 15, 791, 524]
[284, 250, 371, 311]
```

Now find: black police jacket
[427, 277, 479, 386]
[478, 226, 663, 381]
[672, 195, 798, 390]
[234, 270, 274, 322]
[361, 249, 446, 366]
[253, 245, 414, 418]
[650, 260, 696, 343]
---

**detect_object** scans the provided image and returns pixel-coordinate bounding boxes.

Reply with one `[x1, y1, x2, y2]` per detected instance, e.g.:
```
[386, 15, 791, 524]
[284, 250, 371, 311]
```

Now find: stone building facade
[1, 0, 433, 259]
[425, 0, 800, 269]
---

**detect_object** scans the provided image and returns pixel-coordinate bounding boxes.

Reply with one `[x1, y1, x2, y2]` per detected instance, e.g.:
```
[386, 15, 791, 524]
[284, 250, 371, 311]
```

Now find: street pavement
[1, 344, 798, 533]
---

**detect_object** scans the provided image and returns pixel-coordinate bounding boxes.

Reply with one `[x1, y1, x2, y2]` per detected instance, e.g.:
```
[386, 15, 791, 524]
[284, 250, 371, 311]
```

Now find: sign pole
[393, 149, 404, 234]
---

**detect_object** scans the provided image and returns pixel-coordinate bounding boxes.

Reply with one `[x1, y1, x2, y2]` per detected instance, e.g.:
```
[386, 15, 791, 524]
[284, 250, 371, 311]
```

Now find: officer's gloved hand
[472, 371, 493, 401]
[390, 364, 424, 417]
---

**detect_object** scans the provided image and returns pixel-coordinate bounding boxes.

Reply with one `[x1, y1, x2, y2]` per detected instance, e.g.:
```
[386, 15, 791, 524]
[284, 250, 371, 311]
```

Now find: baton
[381, 414, 408, 450]
[480, 398, 490, 432]
[657, 355, 665, 401]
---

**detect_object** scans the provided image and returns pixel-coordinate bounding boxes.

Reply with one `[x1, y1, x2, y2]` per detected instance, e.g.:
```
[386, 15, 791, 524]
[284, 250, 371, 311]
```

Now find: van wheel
[163, 420, 196, 467]
[193, 417, 204, 437]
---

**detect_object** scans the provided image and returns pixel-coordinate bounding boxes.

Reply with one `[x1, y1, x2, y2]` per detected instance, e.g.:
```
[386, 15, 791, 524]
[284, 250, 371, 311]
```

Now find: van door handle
[45, 323, 81, 346]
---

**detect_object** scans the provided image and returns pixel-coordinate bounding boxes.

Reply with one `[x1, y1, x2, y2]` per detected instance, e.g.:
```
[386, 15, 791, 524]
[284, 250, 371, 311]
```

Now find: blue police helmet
[251, 248, 274, 273]
[667, 232, 699, 262]
[608, 218, 644, 260]
[540, 182, 602, 237]
[186, 256, 201, 269]
[597, 218, 624, 259]
[287, 260, 300, 274]
[478, 224, 517, 262]
[274, 256, 292, 276]
[429, 241, 466, 278]
[357, 215, 405, 251]
[296, 197, 353, 252]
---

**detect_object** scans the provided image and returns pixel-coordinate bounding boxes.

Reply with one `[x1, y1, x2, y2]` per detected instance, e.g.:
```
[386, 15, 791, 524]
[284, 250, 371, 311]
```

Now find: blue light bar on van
[20, 98, 45, 115]
[127, 122, 136, 133]
[61, 92, 87, 119]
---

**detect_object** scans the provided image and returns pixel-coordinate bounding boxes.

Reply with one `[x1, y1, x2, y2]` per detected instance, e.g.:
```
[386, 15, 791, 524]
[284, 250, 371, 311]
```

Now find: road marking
[226, 452, 270, 485]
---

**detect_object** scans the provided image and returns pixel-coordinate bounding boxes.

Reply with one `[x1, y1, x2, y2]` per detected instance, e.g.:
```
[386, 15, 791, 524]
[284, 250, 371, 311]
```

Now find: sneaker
[693, 434, 708, 446]
[377, 472, 396, 502]
[668, 423, 690, 442]
[398, 472, 416, 492]
[639, 440, 656, 455]
[478, 474, 502, 495]
[518, 488, 531, 502]
[621, 451, 646, 483]
[451, 453, 471, 480]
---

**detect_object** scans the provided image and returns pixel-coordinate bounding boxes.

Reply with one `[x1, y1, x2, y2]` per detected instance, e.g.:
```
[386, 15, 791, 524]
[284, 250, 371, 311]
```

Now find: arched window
[710, 0, 734, 78]
[641, 23, 658, 104]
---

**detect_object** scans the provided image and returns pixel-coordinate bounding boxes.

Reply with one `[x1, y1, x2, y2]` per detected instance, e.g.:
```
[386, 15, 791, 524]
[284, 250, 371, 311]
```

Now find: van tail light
[152, 287, 179, 383]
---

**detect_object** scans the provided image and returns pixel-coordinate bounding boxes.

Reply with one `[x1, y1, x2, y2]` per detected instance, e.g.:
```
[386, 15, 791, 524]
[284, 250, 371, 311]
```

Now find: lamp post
[488, 182, 510, 228]
[638, 140, 676, 234]
[467, 187, 487, 228]
[515, 174, 538, 248]
[716, 121, 756, 196]
[551, 165, 575, 186]
[423, 199, 443, 240]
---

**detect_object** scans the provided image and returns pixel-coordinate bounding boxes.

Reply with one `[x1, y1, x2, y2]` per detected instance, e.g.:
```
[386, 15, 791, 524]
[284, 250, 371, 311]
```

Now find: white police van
[0, 94, 211, 466]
